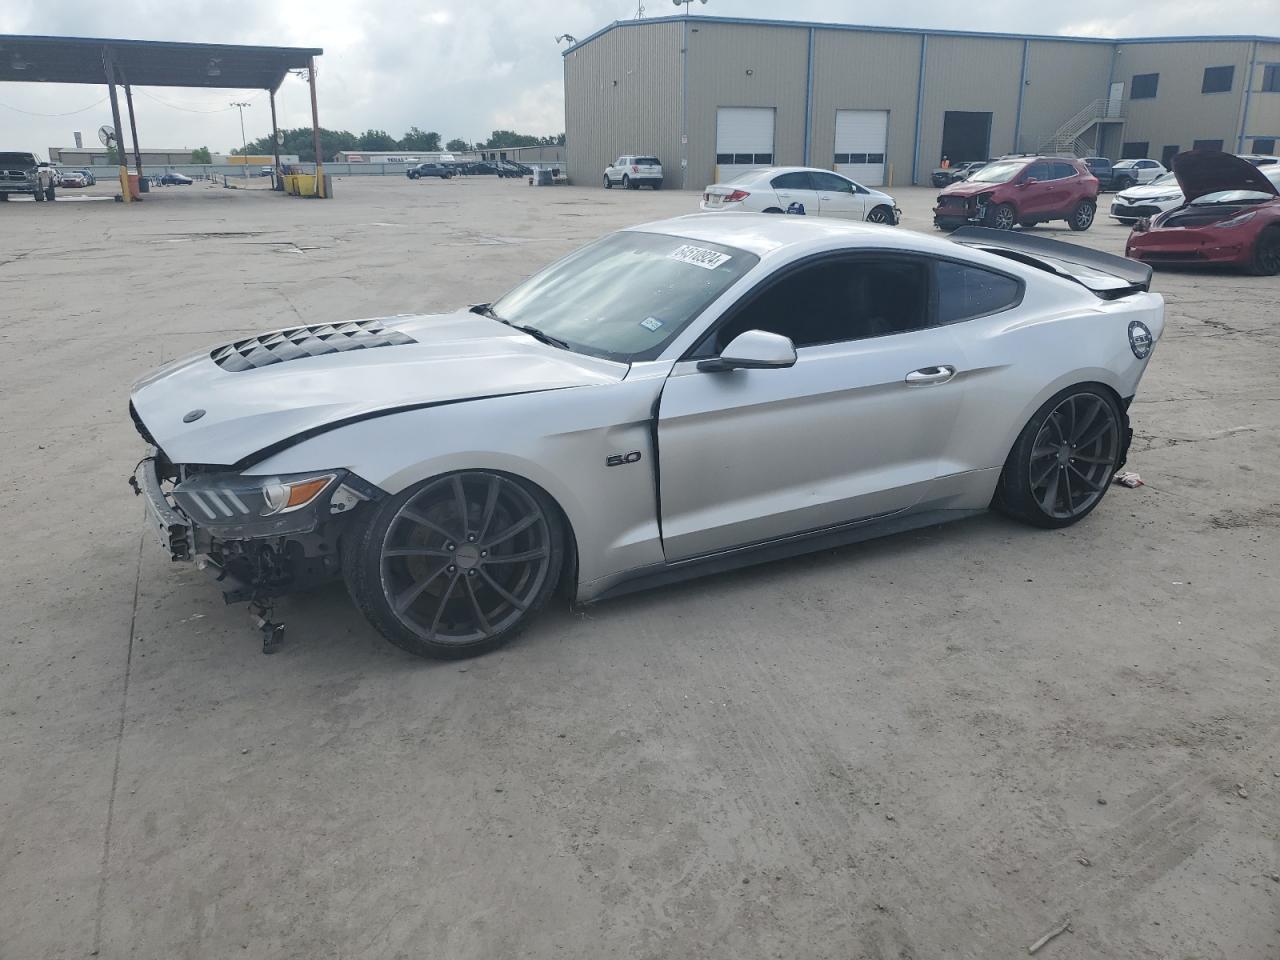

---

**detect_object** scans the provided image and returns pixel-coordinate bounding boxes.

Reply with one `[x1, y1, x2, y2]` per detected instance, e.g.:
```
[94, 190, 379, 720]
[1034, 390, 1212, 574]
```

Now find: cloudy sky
[2, 0, 1277, 154]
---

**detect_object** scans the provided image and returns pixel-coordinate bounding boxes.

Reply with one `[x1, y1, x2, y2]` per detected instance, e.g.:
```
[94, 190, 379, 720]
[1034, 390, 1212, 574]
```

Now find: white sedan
[701, 167, 900, 224]
[1108, 172, 1184, 224]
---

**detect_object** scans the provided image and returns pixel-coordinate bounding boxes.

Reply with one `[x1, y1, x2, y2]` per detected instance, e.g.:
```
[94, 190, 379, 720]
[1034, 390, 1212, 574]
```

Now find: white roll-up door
[715, 108, 775, 181]
[834, 110, 888, 187]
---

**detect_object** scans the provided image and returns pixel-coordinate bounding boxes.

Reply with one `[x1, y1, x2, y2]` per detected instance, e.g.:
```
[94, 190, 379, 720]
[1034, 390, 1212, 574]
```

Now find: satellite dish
[276, 130, 285, 145]
[98, 124, 116, 146]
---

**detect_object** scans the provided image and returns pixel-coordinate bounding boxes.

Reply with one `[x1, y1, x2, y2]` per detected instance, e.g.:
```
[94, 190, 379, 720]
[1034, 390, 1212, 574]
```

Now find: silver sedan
[130, 216, 1163, 658]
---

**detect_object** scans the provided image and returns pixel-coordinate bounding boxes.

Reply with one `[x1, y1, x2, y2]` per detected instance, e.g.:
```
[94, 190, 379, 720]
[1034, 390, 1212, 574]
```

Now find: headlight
[1146, 194, 1180, 203]
[171, 470, 347, 539]
[1214, 210, 1258, 229]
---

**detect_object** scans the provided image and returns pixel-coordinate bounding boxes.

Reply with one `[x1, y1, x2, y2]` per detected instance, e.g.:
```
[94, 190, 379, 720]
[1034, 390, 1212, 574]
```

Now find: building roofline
[561, 15, 1280, 56]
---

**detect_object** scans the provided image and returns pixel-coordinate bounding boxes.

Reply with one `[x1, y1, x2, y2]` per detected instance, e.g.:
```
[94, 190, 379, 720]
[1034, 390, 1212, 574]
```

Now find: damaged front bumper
[133, 453, 194, 562]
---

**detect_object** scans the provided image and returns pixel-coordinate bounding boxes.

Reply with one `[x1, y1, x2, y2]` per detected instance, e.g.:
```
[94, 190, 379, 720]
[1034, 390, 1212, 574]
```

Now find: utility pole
[230, 101, 251, 176]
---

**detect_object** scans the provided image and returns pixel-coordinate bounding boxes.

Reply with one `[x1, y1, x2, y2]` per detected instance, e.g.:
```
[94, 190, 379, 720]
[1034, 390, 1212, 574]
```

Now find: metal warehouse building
[562, 15, 1280, 189]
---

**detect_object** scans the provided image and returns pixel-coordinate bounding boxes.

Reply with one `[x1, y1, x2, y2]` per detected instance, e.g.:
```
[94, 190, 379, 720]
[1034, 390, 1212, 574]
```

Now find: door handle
[905, 365, 956, 385]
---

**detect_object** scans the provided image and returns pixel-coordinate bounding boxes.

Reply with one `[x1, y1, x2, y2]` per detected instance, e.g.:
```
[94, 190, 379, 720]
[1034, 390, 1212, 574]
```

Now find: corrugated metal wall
[1244, 42, 1280, 148]
[810, 30, 921, 187]
[564, 19, 1271, 188]
[1020, 41, 1118, 153]
[563, 21, 683, 187]
[1120, 41, 1253, 154]
[685, 22, 810, 189]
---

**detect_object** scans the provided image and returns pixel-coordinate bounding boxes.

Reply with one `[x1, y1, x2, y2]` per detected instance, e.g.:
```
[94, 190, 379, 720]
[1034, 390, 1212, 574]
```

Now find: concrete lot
[1, 175, 1277, 960]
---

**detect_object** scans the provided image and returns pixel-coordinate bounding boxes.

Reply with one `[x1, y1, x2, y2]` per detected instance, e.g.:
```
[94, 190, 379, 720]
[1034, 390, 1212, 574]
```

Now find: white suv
[1111, 159, 1166, 190]
[603, 155, 663, 190]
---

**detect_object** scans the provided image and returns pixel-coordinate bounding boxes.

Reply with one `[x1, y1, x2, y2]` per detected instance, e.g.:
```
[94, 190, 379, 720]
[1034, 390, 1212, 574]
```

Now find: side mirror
[697, 330, 797, 373]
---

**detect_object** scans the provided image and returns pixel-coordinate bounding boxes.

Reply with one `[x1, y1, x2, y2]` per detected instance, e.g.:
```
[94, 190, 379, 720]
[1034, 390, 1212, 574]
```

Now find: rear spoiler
[950, 226, 1153, 299]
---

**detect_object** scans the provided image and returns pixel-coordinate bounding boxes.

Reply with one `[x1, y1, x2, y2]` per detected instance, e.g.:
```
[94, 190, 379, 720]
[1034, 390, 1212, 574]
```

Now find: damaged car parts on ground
[130, 216, 1163, 659]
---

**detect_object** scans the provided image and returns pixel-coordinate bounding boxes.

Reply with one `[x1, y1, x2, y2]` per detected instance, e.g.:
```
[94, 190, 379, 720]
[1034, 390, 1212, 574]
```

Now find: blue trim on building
[803, 28, 815, 166]
[1013, 39, 1029, 153]
[911, 34, 927, 185]
[560, 15, 1280, 56]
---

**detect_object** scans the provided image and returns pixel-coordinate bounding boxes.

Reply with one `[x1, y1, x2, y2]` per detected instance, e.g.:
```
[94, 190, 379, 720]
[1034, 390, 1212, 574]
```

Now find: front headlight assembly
[171, 470, 374, 538]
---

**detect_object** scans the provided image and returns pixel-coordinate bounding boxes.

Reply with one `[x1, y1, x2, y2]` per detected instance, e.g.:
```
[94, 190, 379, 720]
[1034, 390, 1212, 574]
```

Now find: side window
[698, 258, 931, 354]
[809, 171, 854, 194]
[935, 261, 1021, 325]
[1023, 162, 1051, 181]
[770, 171, 814, 190]
[1051, 161, 1077, 179]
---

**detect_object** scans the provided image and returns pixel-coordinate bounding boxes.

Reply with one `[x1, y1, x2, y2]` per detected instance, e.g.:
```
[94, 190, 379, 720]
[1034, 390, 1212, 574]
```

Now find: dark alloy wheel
[987, 202, 1016, 230]
[345, 471, 564, 659]
[866, 205, 894, 224]
[995, 386, 1122, 529]
[1249, 227, 1280, 276]
[1068, 200, 1096, 232]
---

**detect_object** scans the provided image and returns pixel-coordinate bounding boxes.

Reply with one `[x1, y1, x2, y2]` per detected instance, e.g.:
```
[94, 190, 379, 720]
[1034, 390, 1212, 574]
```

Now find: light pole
[230, 101, 251, 176]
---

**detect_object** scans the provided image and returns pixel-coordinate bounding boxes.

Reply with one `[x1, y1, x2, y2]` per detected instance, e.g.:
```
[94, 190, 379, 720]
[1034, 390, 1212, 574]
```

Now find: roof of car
[628, 212, 960, 258]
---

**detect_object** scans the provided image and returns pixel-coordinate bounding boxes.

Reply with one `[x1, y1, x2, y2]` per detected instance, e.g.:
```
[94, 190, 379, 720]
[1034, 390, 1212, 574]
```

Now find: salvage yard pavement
[1, 176, 1277, 959]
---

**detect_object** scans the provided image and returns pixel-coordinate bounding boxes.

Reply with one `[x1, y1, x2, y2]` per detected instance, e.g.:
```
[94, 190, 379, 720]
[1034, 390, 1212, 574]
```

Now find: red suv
[933, 156, 1099, 231]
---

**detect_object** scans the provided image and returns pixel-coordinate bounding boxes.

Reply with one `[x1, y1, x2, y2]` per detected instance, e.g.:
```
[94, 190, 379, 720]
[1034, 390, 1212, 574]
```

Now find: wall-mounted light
[207, 58, 222, 77]
[11, 53, 30, 71]
[745, 69, 753, 76]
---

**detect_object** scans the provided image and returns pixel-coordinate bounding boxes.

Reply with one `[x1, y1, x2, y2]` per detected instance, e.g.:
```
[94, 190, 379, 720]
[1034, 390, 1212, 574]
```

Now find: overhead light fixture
[11, 53, 30, 71]
[207, 58, 222, 77]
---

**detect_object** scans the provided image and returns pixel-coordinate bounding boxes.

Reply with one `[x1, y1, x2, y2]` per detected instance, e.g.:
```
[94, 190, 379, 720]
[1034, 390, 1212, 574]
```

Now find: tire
[1068, 200, 1096, 231]
[45, 185, 55, 201]
[1116, 218, 1137, 225]
[0, 193, 8, 201]
[762, 207, 784, 214]
[33, 188, 43, 201]
[985, 202, 1016, 230]
[1019, 221, 1038, 229]
[993, 385, 1123, 529]
[1248, 226, 1280, 276]
[343, 471, 565, 659]
[603, 174, 612, 189]
[866, 205, 894, 225]
[1115, 177, 1135, 191]
[622, 175, 632, 190]
[652, 181, 662, 190]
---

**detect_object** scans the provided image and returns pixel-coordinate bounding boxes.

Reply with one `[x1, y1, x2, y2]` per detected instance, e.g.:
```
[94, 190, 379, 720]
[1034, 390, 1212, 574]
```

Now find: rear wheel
[344, 471, 565, 659]
[986, 202, 1016, 230]
[0, 193, 9, 201]
[1249, 226, 1280, 276]
[762, 207, 784, 214]
[1019, 220, 1038, 229]
[866, 205, 895, 224]
[652, 180, 662, 190]
[1114, 177, 1135, 191]
[622, 174, 632, 190]
[1068, 200, 1096, 231]
[994, 386, 1122, 529]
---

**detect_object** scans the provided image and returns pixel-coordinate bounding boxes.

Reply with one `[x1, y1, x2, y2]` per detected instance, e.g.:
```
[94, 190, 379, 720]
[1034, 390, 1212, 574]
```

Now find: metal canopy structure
[0, 34, 326, 200]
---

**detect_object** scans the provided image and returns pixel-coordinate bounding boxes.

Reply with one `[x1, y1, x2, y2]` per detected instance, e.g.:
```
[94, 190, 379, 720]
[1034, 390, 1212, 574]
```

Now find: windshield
[967, 161, 1024, 184]
[1190, 189, 1274, 206]
[0, 152, 37, 167]
[488, 231, 758, 362]
[1148, 172, 1177, 186]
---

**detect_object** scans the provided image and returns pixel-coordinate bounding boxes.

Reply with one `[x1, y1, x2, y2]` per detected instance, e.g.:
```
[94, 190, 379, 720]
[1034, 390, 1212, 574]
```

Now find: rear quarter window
[935, 261, 1023, 324]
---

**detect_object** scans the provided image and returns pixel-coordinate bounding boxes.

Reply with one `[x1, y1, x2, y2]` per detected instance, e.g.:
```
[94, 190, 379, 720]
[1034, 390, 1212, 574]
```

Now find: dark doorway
[1192, 139, 1224, 152]
[1161, 145, 1180, 166]
[940, 111, 992, 164]
[1252, 138, 1275, 154]
[1121, 141, 1150, 159]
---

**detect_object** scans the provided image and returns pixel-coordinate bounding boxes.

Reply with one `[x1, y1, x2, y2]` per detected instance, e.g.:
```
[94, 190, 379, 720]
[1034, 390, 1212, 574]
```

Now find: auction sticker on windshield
[668, 244, 732, 270]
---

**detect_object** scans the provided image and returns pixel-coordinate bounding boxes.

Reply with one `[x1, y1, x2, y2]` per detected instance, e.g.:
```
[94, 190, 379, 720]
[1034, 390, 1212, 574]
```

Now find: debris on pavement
[1113, 471, 1144, 488]
[1236, 783, 1249, 799]
[1028, 917, 1072, 955]
[1076, 856, 1091, 866]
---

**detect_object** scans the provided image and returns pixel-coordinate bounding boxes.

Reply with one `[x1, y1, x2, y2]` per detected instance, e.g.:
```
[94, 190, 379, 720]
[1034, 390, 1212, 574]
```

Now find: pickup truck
[0, 152, 57, 201]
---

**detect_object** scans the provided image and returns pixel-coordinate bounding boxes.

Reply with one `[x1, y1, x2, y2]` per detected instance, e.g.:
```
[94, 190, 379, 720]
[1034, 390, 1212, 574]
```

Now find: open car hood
[1173, 150, 1278, 202]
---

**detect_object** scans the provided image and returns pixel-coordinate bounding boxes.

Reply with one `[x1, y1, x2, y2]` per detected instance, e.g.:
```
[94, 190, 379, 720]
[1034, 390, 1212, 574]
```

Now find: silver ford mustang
[129, 215, 1164, 658]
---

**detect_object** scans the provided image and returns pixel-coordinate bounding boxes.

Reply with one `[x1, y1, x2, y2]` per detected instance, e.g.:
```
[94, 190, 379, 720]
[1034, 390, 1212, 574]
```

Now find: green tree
[480, 130, 566, 149]
[400, 127, 441, 151]
[357, 129, 398, 151]
[235, 127, 358, 162]
[191, 146, 212, 164]
[445, 138, 470, 153]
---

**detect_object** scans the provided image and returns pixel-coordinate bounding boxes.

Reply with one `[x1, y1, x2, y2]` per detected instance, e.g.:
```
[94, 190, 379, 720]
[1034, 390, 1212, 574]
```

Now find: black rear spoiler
[950, 226, 1153, 299]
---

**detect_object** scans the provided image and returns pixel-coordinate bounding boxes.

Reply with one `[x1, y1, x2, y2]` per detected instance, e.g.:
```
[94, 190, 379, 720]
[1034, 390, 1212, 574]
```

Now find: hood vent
[211, 319, 416, 372]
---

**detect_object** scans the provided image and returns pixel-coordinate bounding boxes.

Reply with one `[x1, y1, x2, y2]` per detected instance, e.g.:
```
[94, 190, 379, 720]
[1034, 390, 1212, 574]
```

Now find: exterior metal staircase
[1037, 98, 1126, 157]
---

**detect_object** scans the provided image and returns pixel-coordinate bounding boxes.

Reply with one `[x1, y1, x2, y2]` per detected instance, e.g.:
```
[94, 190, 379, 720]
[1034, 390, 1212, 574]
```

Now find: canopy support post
[102, 49, 131, 204]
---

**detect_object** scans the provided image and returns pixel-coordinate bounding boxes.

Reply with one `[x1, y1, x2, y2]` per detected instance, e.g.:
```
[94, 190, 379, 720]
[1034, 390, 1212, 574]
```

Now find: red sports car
[1125, 151, 1280, 276]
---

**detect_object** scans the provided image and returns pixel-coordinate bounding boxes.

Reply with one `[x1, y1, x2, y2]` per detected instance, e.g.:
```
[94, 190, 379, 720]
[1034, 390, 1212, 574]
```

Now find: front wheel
[986, 202, 1016, 230]
[1248, 226, 1280, 276]
[603, 174, 612, 189]
[994, 386, 1122, 529]
[1068, 200, 1096, 231]
[344, 471, 565, 659]
[866, 205, 894, 225]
